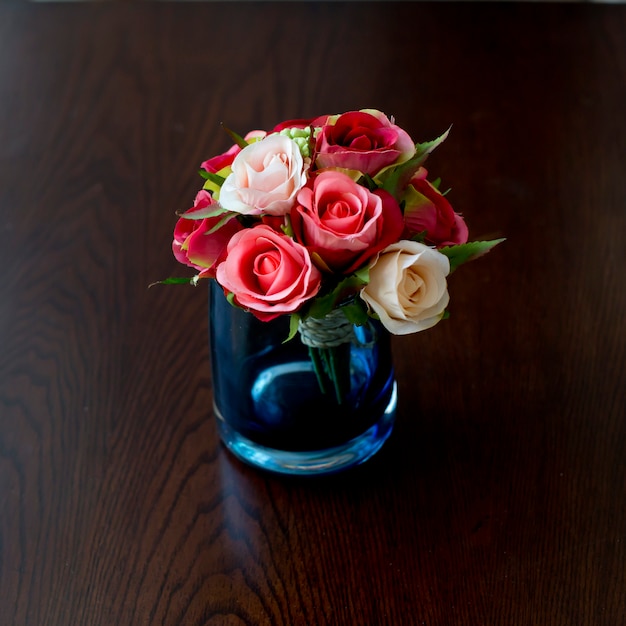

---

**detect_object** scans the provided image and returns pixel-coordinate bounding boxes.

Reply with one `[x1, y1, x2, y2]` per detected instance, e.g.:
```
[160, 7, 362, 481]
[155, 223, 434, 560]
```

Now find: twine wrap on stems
[298, 310, 355, 404]
[298, 309, 355, 348]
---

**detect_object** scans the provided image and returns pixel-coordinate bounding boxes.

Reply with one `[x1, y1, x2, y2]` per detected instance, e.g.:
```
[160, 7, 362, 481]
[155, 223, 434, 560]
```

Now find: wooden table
[1, 2, 625, 624]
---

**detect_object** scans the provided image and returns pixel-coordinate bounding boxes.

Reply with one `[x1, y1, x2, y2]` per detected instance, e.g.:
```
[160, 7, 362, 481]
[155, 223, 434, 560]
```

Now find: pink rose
[200, 130, 267, 174]
[215, 225, 322, 321]
[172, 190, 242, 279]
[218, 134, 308, 216]
[291, 171, 405, 273]
[315, 109, 415, 176]
[403, 170, 468, 247]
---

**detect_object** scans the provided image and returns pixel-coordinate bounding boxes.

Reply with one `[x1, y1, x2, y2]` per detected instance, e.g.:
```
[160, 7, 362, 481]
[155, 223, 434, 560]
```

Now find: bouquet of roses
[166, 109, 502, 401]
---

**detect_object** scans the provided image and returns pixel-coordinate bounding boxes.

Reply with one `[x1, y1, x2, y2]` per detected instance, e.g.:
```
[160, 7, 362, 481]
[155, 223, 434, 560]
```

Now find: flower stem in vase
[307, 345, 329, 396]
[331, 344, 352, 405]
[299, 310, 355, 405]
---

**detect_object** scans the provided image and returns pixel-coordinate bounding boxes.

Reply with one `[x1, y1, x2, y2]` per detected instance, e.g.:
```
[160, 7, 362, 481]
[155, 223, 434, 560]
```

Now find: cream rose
[360, 240, 450, 335]
[218, 134, 308, 216]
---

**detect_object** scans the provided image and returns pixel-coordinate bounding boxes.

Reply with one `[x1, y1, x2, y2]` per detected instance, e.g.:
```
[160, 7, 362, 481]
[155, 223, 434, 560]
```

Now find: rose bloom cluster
[172, 109, 470, 335]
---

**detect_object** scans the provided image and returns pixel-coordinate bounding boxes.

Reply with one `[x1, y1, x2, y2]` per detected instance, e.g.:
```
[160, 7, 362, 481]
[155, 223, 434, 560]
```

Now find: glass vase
[208, 281, 397, 476]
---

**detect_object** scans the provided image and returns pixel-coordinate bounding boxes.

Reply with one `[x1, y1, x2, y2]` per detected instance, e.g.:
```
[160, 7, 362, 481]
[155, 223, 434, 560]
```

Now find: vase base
[215, 381, 397, 476]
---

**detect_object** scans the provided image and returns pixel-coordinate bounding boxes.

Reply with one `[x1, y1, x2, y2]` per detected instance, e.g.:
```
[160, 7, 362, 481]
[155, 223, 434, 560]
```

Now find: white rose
[218, 134, 308, 216]
[360, 240, 450, 335]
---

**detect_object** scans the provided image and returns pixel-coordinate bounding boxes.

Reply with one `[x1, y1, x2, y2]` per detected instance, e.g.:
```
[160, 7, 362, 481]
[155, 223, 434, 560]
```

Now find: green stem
[329, 345, 353, 405]
[328, 347, 344, 405]
[308, 346, 328, 395]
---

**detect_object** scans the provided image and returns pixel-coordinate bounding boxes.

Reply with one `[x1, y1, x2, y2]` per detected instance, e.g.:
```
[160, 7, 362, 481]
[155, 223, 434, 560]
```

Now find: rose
[403, 169, 468, 247]
[271, 118, 316, 132]
[271, 114, 330, 132]
[291, 170, 404, 273]
[218, 134, 308, 216]
[360, 240, 450, 335]
[315, 109, 415, 176]
[215, 225, 322, 321]
[172, 190, 242, 278]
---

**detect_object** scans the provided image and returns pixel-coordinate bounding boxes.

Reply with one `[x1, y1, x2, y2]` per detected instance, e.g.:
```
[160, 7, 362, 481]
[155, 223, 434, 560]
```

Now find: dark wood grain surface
[1, 2, 625, 624]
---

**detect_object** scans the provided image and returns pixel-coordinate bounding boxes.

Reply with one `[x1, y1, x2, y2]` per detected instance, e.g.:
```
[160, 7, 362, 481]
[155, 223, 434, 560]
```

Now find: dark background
[0, 2, 625, 624]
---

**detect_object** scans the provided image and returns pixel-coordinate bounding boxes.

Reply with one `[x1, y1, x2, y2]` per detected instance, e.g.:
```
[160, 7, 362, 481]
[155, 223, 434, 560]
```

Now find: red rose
[403, 171, 468, 247]
[315, 109, 415, 176]
[271, 115, 329, 132]
[172, 190, 242, 278]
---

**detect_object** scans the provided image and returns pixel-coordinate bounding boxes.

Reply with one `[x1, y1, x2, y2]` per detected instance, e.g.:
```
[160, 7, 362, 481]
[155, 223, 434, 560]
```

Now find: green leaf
[409, 230, 428, 243]
[357, 173, 378, 192]
[177, 204, 230, 220]
[427, 177, 451, 196]
[158, 277, 195, 285]
[281, 214, 294, 238]
[201, 171, 226, 188]
[378, 127, 451, 200]
[205, 211, 237, 234]
[204, 205, 231, 218]
[148, 276, 197, 287]
[221, 124, 249, 149]
[306, 291, 337, 320]
[284, 314, 301, 343]
[341, 300, 370, 326]
[353, 265, 370, 284]
[307, 272, 370, 319]
[439, 238, 505, 272]
[414, 128, 451, 158]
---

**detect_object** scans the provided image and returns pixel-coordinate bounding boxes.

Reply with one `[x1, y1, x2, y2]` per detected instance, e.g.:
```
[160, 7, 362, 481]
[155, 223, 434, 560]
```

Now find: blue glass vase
[209, 281, 397, 475]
